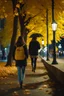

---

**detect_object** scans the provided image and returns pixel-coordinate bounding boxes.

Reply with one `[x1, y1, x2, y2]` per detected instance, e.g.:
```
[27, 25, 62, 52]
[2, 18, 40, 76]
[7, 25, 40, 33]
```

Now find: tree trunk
[5, 16, 18, 66]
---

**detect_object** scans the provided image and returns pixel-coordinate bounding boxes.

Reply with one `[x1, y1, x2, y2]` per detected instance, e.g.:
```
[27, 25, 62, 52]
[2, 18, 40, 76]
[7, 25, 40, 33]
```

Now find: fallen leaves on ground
[0, 62, 17, 77]
[42, 84, 48, 88]
[45, 89, 52, 94]
[23, 89, 31, 95]
[12, 91, 19, 96]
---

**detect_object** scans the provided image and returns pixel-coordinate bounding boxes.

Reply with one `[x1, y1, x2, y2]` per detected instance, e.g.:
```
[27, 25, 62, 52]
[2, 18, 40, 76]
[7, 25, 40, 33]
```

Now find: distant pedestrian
[29, 37, 40, 72]
[13, 36, 28, 88]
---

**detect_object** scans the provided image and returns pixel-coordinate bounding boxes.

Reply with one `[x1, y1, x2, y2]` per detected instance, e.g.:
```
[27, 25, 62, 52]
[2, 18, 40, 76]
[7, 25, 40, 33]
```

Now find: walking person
[13, 36, 28, 88]
[29, 37, 40, 72]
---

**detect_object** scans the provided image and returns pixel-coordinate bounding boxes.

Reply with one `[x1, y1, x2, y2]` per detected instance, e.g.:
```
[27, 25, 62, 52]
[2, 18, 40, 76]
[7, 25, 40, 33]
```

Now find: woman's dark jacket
[29, 40, 40, 56]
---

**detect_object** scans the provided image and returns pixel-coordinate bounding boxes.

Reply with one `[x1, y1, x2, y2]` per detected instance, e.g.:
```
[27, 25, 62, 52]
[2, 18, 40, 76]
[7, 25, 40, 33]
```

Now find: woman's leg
[17, 66, 25, 88]
[31, 57, 33, 71]
[21, 66, 25, 81]
[17, 67, 22, 83]
[33, 57, 37, 72]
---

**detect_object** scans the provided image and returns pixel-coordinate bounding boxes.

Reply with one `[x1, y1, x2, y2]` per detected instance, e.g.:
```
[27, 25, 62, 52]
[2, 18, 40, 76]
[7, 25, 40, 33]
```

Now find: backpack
[15, 46, 25, 60]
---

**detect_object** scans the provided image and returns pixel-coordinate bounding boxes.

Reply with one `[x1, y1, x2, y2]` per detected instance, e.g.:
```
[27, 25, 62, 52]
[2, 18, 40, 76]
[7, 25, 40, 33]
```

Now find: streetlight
[52, 21, 57, 31]
[52, 21, 58, 64]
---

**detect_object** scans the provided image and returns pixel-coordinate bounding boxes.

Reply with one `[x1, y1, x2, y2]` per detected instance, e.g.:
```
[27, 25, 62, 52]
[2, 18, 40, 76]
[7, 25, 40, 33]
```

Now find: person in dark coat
[13, 36, 28, 88]
[29, 37, 40, 72]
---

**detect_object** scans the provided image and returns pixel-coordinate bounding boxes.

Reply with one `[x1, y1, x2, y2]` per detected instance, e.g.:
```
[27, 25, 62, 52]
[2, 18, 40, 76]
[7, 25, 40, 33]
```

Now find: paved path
[42, 57, 64, 72]
[0, 57, 64, 96]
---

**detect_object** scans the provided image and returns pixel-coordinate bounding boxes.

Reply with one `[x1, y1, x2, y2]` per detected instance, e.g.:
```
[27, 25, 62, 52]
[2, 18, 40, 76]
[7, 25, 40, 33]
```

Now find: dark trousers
[31, 57, 37, 70]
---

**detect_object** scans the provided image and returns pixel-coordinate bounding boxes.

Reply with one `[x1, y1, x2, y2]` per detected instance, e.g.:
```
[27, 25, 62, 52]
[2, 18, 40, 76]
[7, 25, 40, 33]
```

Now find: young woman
[13, 36, 28, 88]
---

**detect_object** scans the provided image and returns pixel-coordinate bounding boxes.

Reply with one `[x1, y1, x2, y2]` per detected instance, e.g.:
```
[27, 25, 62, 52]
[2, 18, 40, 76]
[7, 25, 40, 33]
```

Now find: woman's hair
[16, 36, 25, 46]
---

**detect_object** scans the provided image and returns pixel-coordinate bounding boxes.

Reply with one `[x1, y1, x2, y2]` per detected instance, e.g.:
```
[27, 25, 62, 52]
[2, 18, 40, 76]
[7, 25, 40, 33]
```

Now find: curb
[41, 57, 64, 84]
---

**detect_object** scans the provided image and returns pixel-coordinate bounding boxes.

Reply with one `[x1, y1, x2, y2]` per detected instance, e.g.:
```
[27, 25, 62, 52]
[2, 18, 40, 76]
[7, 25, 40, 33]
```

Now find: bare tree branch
[24, 11, 41, 26]
[24, 17, 31, 26]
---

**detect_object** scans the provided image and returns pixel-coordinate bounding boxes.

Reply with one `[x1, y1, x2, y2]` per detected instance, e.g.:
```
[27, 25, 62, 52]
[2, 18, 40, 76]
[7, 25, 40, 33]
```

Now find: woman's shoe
[20, 81, 23, 88]
[33, 69, 35, 73]
[32, 67, 34, 72]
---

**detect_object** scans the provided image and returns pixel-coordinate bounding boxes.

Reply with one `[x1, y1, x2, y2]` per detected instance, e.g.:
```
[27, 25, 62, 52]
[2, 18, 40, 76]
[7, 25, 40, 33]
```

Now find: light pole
[51, 0, 58, 64]
[42, 40, 44, 57]
[52, 21, 58, 64]
[46, 9, 49, 61]
[42, 40, 44, 48]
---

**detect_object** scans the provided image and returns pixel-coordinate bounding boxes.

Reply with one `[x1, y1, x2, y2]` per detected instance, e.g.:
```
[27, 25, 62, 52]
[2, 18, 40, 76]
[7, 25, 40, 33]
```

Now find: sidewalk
[41, 57, 64, 84]
[0, 57, 64, 96]
[0, 57, 54, 96]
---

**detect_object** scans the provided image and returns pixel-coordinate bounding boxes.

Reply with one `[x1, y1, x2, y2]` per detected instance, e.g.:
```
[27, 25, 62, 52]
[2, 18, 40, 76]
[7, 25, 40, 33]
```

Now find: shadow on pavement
[0, 80, 50, 96]
[23, 81, 45, 89]
[26, 72, 48, 77]
[0, 87, 21, 96]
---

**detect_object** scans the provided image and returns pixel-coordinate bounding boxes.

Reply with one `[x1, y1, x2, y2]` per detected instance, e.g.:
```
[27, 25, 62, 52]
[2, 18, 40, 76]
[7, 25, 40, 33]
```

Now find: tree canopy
[0, 0, 64, 47]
